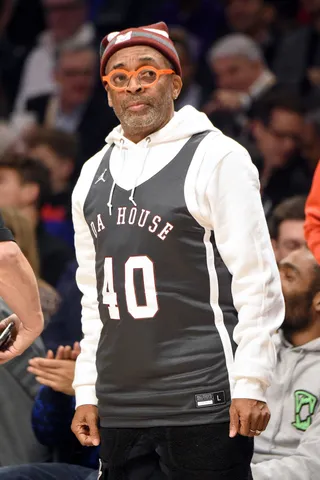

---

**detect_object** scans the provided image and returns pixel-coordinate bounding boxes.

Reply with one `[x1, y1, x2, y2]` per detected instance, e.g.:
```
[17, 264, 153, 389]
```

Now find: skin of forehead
[284, 249, 315, 276]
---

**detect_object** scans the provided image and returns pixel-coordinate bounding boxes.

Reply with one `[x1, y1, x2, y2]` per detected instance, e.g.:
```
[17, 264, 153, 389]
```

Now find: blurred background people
[249, 91, 311, 214]
[252, 247, 320, 480]
[0, 207, 60, 325]
[273, 0, 320, 102]
[26, 127, 77, 246]
[0, 154, 73, 286]
[204, 33, 279, 140]
[25, 44, 117, 172]
[268, 195, 307, 262]
[224, 0, 279, 66]
[14, 0, 96, 112]
[0, 0, 319, 477]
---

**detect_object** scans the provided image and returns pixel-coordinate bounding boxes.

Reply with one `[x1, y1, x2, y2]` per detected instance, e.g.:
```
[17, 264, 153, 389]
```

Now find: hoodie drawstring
[128, 137, 151, 207]
[107, 139, 124, 215]
[108, 137, 151, 215]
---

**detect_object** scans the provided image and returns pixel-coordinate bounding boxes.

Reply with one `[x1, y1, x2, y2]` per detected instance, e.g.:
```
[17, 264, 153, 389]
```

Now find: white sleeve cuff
[232, 378, 267, 403]
[74, 385, 98, 409]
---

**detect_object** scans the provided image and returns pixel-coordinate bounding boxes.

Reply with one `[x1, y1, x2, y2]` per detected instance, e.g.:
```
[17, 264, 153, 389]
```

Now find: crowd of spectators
[0, 0, 320, 479]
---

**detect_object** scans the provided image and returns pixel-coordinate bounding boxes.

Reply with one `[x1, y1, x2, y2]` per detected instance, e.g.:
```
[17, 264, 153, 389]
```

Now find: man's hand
[0, 314, 42, 364]
[229, 398, 270, 438]
[202, 89, 246, 115]
[28, 342, 81, 395]
[71, 404, 100, 447]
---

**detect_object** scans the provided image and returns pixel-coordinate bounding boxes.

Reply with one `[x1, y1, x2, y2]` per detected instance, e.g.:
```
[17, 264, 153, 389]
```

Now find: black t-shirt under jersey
[0, 212, 14, 242]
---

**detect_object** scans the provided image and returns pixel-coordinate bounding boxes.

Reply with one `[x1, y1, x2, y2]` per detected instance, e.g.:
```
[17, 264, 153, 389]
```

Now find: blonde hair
[0, 207, 40, 277]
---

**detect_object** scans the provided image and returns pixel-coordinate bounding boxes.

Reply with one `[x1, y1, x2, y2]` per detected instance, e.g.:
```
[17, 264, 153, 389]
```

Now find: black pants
[99, 423, 253, 480]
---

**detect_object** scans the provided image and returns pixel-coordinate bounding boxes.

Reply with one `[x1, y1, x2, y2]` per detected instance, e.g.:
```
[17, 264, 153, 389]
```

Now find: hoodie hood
[105, 105, 218, 149]
[278, 330, 320, 353]
[104, 106, 219, 214]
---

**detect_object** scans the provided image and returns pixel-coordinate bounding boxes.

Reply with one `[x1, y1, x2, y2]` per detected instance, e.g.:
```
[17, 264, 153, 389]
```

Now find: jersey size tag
[195, 391, 226, 408]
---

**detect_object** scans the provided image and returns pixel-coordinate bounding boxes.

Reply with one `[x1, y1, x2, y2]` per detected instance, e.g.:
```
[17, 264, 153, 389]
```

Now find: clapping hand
[28, 341, 81, 396]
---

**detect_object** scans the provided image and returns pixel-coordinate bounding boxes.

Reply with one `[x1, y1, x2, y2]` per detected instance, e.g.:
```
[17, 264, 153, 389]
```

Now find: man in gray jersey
[71, 21, 284, 479]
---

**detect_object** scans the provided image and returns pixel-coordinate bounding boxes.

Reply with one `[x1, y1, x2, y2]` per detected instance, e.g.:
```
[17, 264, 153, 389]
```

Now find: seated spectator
[0, 207, 60, 325]
[305, 160, 320, 263]
[301, 108, 320, 173]
[0, 344, 164, 479]
[25, 44, 117, 172]
[251, 246, 320, 480]
[273, 0, 320, 101]
[0, 306, 49, 466]
[204, 33, 278, 139]
[0, 343, 98, 480]
[0, 154, 73, 286]
[225, 0, 279, 67]
[148, 0, 227, 60]
[0, 0, 27, 116]
[5, 0, 45, 55]
[249, 91, 311, 215]
[26, 127, 77, 247]
[268, 196, 307, 263]
[170, 27, 205, 110]
[0, 122, 21, 157]
[14, 0, 96, 112]
[41, 260, 82, 352]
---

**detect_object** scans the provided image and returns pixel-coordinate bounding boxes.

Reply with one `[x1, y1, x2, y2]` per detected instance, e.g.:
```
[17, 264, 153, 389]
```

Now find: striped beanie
[100, 22, 182, 77]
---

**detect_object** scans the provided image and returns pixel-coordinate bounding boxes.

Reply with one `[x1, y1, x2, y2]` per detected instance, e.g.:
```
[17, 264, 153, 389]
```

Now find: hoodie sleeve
[201, 142, 284, 402]
[72, 148, 108, 408]
[251, 411, 320, 480]
[305, 161, 320, 264]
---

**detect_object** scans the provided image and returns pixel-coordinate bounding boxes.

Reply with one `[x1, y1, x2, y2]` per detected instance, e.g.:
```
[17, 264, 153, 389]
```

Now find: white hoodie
[72, 105, 284, 408]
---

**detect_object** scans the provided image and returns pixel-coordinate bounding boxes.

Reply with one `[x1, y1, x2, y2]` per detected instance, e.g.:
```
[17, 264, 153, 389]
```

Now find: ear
[21, 182, 40, 206]
[106, 86, 113, 108]
[172, 75, 183, 101]
[312, 292, 320, 313]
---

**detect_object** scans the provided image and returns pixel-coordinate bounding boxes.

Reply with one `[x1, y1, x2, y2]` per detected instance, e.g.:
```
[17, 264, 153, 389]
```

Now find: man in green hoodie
[252, 246, 320, 480]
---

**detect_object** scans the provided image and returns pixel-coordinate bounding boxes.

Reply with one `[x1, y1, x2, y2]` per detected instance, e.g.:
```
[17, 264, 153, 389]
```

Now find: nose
[126, 75, 143, 94]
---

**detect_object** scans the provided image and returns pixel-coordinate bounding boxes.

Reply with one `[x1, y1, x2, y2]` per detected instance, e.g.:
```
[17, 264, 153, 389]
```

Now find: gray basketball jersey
[83, 132, 238, 427]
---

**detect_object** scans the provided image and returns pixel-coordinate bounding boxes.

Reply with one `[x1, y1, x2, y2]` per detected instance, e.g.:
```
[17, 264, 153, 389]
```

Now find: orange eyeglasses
[102, 65, 175, 91]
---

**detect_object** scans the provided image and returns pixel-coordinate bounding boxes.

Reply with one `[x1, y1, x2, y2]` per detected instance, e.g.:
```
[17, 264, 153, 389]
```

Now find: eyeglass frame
[102, 65, 175, 91]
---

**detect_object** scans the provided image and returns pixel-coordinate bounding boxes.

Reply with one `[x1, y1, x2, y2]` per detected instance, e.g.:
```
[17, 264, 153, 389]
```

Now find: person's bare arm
[0, 241, 43, 362]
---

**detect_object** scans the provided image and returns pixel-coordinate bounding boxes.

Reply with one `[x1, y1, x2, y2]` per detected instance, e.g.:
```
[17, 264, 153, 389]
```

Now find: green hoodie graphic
[292, 390, 318, 431]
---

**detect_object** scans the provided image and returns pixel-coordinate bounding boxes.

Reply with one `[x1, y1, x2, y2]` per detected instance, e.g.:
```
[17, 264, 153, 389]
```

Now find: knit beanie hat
[100, 21, 182, 77]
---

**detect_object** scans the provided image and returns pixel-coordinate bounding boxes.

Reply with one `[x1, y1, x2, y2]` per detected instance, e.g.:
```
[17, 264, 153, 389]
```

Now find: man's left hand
[229, 398, 270, 438]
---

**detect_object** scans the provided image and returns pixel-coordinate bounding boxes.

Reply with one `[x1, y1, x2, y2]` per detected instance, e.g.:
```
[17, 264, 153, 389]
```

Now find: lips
[126, 101, 148, 107]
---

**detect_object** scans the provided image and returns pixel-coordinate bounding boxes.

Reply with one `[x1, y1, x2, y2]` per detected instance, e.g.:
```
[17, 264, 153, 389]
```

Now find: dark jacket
[26, 89, 118, 175]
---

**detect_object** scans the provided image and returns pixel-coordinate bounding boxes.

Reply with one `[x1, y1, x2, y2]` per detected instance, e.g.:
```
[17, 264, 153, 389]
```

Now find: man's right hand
[71, 404, 100, 447]
[0, 314, 43, 364]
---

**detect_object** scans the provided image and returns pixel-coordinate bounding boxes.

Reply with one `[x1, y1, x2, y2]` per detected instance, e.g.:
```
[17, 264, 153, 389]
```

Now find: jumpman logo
[95, 169, 108, 184]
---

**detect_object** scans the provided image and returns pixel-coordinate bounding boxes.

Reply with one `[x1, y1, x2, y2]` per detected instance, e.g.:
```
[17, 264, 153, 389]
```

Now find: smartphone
[0, 321, 15, 350]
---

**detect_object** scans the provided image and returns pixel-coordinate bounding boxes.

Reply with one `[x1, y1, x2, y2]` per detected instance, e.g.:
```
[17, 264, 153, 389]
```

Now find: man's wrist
[232, 378, 267, 403]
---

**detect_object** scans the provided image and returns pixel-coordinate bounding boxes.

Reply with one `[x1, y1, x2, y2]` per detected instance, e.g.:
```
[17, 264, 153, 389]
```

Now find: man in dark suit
[25, 44, 118, 175]
[203, 33, 281, 142]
